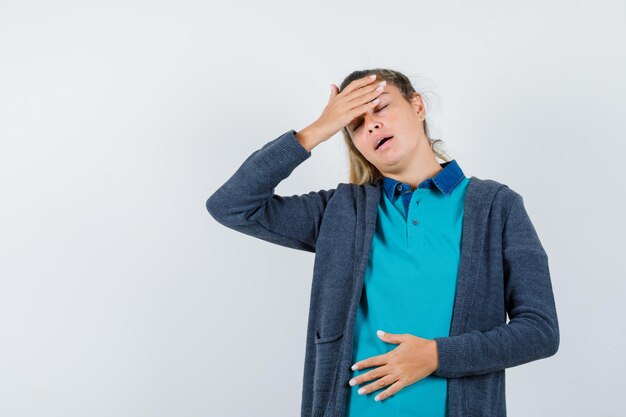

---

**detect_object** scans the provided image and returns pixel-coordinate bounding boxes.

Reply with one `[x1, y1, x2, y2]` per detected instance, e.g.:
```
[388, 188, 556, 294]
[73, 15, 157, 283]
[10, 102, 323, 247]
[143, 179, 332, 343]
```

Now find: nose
[368, 122, 381, 134]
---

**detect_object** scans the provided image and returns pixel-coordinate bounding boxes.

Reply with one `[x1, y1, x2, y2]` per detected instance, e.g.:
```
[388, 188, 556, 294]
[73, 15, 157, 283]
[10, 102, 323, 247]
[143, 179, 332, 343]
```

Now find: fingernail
[349, 379, 356, 386]
[351, 364, 359, 370]
[358, 387, 365, 395]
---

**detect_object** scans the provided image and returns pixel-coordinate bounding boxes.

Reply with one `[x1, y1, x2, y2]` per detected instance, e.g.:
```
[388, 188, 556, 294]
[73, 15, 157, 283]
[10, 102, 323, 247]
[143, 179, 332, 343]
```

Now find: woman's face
[346, 83, 426, 172]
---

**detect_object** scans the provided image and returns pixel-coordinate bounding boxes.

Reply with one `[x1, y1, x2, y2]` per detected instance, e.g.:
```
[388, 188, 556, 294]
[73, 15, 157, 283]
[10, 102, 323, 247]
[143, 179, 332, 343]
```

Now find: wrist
[295, 123, 327, 152]
[430, 339, 439, 374]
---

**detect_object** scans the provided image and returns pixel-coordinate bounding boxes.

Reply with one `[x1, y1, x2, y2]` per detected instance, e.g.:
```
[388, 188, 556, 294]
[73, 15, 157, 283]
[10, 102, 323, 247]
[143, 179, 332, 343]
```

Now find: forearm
[205, 129, 339, 252]
[206, 129, 311, 224]
[433, 316, 559, 378]
[433, 193, 559, 378]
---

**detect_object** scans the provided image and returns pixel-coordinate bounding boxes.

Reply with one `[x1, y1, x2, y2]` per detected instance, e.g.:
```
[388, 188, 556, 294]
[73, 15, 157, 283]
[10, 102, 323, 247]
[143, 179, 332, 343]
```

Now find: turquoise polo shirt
[345, 159, 469, 417]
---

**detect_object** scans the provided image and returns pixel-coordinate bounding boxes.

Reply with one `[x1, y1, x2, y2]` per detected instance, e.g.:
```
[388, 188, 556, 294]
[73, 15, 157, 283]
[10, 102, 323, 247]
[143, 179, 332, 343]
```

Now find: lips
[375, 136, 393, 150]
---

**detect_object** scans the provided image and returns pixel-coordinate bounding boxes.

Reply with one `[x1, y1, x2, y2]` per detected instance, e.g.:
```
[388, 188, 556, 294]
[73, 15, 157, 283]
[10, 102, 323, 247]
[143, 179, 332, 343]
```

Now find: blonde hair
[338, 68, 453, 185]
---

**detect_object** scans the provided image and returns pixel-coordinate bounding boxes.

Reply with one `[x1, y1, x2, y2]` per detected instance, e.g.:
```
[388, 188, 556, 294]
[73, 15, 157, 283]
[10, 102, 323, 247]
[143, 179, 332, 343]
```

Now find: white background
[1, 1, 624, 416]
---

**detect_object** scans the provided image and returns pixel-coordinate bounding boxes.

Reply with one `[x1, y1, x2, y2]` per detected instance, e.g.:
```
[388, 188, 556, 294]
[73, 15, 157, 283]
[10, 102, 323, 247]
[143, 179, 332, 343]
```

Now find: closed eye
[352, 105, 388, 131]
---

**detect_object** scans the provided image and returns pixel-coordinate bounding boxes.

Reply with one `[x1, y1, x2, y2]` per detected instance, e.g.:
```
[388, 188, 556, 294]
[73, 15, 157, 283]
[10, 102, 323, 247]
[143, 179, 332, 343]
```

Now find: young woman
[206, 68, 560, 417]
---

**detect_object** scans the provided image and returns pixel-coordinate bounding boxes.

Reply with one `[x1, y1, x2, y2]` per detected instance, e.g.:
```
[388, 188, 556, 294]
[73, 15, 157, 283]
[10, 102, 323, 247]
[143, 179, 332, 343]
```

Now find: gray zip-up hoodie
[205, 129, 560, 417]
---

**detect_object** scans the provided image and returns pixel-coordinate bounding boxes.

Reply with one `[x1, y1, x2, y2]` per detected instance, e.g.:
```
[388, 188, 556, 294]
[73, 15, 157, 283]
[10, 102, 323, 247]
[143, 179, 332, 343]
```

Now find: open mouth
[375, 136, 393, 151]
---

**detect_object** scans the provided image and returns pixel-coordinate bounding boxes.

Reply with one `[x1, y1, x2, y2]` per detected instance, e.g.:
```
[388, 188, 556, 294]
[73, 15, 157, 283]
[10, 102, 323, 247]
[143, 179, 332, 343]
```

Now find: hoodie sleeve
[205, 129, 340, 253]
[433, 193, 560, 378]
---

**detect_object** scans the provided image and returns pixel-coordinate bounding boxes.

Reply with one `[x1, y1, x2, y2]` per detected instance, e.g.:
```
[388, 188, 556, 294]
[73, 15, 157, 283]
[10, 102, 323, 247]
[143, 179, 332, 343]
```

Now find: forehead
[380, 82, 402, 95]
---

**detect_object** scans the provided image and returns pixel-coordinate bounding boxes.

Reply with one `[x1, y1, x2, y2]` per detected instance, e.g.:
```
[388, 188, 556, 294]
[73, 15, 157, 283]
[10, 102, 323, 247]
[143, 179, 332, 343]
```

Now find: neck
[379, 136, 442, 190]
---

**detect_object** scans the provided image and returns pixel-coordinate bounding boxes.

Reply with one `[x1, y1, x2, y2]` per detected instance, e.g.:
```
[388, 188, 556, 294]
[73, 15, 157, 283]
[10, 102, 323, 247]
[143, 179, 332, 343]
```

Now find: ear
[409, 92, 422, 113]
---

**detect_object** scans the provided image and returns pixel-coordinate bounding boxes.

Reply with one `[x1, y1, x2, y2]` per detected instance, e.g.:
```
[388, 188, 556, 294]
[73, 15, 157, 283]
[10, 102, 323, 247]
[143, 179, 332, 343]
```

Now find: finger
[345, 91, 383, 125]
[347, 82, 385, 114]
[374, 379, 406, 402]
[339, 74, 378, 97]
[359, 373, 399, 396]
[347, 78, 386, 103]
[330, 83, 340, 102]
[359, 366, 388, 385]
[352, 353, 387, 371]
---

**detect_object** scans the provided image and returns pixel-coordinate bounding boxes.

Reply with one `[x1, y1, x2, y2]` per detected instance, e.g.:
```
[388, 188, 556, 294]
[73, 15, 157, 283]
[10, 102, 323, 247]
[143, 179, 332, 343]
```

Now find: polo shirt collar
[381, 159, 466, 200]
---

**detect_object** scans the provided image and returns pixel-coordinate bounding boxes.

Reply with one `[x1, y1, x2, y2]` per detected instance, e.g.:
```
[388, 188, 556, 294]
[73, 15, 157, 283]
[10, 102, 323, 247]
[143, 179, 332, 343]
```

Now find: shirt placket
[395, 183, 425, 248]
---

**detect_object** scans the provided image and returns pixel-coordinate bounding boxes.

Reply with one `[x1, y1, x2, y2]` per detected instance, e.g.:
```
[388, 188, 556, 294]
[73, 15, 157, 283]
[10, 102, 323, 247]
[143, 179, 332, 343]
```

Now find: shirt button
[396, 184, 403, 191]
[412, 219, 419, 225]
